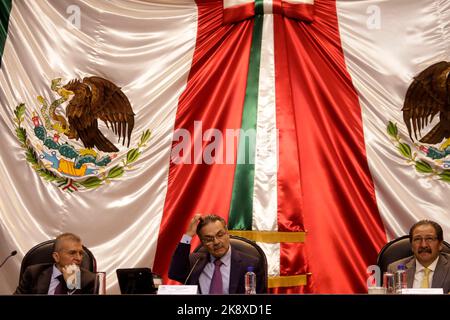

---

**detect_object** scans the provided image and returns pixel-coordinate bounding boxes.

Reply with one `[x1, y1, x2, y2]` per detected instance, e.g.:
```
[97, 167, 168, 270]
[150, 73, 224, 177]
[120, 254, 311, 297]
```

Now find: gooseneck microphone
[0, 250, 17, 269]
[184, 257, 201, 285]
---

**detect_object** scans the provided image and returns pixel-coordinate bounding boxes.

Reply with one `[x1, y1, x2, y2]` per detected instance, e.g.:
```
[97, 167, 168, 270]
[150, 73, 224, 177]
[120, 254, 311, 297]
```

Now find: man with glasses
[387, 220, 450, 293]
[168, 214, 264, 294]
[15, 233, 96, 294]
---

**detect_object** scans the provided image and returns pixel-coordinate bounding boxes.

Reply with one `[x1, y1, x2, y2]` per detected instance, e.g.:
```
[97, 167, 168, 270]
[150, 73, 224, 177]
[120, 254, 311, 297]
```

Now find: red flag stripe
[223, 2, 255, 24]
[282, 1, 315, 22]
[272, 12, 309, 294]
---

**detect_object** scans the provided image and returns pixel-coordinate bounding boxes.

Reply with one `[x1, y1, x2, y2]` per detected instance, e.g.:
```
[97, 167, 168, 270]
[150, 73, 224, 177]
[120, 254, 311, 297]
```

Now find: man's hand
[61, 264, 79, 282]
[62, 264, 81, 291]
[186, 214, 202, 237]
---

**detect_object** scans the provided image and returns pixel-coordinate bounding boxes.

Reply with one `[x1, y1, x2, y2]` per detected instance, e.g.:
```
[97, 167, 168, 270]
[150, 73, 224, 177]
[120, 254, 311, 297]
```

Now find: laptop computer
[116, 268, 156, 294]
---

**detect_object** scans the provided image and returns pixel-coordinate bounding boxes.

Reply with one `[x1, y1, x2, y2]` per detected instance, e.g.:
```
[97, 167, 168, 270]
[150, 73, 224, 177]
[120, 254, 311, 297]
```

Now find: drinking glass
[383, 272, 395, 294]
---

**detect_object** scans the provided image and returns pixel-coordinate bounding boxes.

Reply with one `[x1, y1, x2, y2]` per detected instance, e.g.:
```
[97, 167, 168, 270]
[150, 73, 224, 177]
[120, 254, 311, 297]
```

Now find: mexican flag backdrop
[0, 0, 448, 293]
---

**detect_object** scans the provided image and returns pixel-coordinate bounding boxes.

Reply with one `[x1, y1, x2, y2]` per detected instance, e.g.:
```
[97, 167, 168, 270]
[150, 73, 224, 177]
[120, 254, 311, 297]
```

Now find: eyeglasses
[201, 230, 227, 245]
[412, 236, 438, 244]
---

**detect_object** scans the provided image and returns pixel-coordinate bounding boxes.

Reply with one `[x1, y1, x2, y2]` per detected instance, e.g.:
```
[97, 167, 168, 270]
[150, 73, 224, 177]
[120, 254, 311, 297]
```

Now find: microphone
[184, 257, 201, 285]
[0, 250, 17, 269]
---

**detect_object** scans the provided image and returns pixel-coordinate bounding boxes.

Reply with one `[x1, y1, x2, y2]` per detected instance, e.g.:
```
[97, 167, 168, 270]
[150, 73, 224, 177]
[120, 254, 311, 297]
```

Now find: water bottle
[395, 264, 407, 294]
[245, 266, 256, 294]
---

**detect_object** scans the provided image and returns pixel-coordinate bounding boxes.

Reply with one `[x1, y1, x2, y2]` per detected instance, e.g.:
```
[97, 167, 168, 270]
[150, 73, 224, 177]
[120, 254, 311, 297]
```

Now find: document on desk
[157, 285, 198, 295]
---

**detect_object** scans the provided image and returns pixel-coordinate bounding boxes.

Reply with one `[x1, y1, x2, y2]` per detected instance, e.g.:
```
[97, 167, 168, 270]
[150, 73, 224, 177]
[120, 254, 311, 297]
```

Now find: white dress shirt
[47, 265, 63, 295]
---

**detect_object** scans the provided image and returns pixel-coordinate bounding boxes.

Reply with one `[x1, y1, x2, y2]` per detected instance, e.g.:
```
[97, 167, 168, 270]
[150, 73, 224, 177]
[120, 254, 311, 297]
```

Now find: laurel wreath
[14, 103, 151, 191]
[387, 121, 450, 183]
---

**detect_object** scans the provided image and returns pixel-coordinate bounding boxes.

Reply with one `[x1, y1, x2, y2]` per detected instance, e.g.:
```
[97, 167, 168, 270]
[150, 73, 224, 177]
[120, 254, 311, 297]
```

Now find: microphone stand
[184, 257, 201, 285]
[0, 250, 17, 269]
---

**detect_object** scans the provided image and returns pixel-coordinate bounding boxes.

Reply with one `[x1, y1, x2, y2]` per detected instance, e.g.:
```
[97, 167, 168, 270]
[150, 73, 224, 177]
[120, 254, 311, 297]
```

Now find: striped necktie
[209, 259, 223, 294]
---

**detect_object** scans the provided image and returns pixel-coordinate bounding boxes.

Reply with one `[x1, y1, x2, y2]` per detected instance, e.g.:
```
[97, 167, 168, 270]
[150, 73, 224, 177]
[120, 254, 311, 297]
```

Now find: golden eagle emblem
[403, 61, 450, 145]
[57, 76, 135, 152]
[13, 77, 151, 192]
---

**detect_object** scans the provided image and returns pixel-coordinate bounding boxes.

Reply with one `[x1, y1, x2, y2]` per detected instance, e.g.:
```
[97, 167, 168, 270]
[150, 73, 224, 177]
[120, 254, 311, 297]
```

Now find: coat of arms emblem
[13, 76, 151, 191]
[387, 61, 450, 182]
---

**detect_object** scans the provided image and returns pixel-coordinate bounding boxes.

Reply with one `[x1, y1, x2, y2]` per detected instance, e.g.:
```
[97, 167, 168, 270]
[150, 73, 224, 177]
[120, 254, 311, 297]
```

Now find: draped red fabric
[272, 11, 309, 294]
[275, 0, 386, 292]
[153, 1, 253, 281]
[282, 1, 315, 22]
[222, 2, 254, 24]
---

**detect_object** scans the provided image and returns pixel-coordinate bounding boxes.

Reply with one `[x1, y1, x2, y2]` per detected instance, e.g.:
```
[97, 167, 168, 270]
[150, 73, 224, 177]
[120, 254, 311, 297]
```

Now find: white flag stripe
[263, 0, 274, 14]
[336, 0, 450, 239]
[252, 14, 280, 276]
[258, 242, 281, 277]
[253, 14, 278, 233]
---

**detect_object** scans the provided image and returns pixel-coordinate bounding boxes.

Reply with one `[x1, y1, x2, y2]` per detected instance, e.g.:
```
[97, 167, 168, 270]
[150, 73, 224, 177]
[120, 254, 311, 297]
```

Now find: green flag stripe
[0, 0, 12, 67]
[255, 0, 264, 15]
[228, 14, 264, 230]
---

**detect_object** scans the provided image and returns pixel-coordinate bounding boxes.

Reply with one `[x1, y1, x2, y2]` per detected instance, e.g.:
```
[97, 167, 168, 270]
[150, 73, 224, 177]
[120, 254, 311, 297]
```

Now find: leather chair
[376, 235, 450, 273]
[19, 239, 97, 279]
[195, 234, 268, 292]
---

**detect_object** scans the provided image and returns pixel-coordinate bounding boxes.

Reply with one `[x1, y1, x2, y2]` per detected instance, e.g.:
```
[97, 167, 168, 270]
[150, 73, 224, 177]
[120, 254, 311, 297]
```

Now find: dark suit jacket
[169, 242, 265, 294]
[14, 263, 96, 294]
[387, 252, 450, 293]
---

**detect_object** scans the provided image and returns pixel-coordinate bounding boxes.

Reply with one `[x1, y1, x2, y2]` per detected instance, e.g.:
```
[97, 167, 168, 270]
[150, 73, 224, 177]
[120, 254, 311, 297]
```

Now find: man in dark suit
[169, 214, 265, 294]
[387, 220, 450, 293]
[15, 233, 96, 294]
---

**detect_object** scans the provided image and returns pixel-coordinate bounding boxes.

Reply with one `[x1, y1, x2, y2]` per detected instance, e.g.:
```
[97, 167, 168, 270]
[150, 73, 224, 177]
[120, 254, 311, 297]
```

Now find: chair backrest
[19, 239, 97, 278]
[194, 235, 268, 292]
[377, 235, 450, 273]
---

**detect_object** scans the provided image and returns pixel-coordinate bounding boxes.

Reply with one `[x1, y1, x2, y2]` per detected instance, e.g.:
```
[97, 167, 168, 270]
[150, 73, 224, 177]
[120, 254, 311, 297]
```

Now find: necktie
[421, 267, 430, 288]
[54, 274, 68, 295]
[209, 259, 223, 294]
